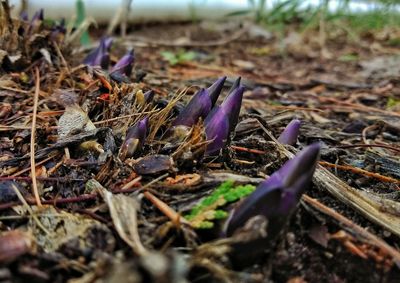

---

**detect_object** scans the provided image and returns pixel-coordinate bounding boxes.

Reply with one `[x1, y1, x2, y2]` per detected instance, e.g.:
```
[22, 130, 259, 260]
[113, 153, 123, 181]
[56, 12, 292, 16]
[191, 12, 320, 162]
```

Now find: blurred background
[9, 0, 400, 25]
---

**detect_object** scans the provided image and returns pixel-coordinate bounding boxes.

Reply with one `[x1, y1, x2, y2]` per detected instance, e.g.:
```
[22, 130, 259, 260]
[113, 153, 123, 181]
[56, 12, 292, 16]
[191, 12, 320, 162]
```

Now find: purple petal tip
[228, 76, 241, 94]
[207, 76, 227, 106]
[111, 50, 135, 77]
[83, 37, 113, 68]
[277, 119, 301, 146]
[144, 90, 155, 103]
[20, 11, 29, 21]
[120, 117, 149, 160]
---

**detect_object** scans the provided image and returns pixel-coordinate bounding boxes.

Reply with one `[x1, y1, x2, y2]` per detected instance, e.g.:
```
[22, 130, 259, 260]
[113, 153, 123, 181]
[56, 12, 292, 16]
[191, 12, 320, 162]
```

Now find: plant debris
[1, 1, 400, 282]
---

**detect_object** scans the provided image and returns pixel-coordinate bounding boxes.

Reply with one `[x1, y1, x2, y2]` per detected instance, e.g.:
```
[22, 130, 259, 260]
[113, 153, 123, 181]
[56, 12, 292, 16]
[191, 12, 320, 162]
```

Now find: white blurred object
[8, 0, 400, 23]
[9, 0, 248, 22]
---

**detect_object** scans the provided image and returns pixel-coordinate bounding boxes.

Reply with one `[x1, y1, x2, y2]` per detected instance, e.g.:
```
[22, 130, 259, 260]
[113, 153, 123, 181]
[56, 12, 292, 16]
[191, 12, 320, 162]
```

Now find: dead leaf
[57, 104, 96, 140]
[28, 206, 114, 253]
[92, 179, 148, 255]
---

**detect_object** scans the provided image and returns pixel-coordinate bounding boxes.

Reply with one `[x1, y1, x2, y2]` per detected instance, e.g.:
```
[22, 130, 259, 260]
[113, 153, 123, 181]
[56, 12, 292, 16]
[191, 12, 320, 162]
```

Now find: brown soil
[1, 16, 400, 283]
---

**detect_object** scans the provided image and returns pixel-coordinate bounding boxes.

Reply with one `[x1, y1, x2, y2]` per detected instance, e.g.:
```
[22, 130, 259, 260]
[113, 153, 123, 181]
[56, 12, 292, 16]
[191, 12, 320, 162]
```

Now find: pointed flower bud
[278, 119, 301, 146]
[20, 11, 29, 21]
[83, 37, 113, 69]
[31, 9, 44, 23]
[144, 90, 155, 104]
[227, 76, 241, 94]
[119, 117, 149, 160]
[204, 106, 230, 155]
[224, 143, 320, 237]
[207, 76, 226, 106]
[111, 50, 134, 77]
[27, 9, 44, 34]
[172, 88, 212, 127]
[220, 85, 244, 133]
[50, 18, 66, 42]
[172, 77, 229, 127]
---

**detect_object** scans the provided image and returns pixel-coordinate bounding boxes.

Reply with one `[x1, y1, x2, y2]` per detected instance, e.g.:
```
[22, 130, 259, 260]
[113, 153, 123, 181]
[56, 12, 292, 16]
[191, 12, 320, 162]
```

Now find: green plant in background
[160, 50, 198, 66]
[184, 180, 255, 229]
[75, 0, 90, 46]
[249, 0, 267, 23]
[188, 0, 207, 23]
[228, 0, 400, 34]
[226, 0, 267, 24]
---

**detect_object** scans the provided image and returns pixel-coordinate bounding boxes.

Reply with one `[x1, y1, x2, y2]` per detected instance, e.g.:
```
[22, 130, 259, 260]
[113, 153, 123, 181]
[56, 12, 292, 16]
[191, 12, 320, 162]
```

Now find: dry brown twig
[30, 67, 42, 207]
[319, 161, 400, 185]
[302, 194, 400, 267]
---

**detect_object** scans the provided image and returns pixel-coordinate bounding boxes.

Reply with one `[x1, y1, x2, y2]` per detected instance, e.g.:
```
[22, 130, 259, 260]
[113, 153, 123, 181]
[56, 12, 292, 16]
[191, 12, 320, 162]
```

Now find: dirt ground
[1, 12, 400, 283]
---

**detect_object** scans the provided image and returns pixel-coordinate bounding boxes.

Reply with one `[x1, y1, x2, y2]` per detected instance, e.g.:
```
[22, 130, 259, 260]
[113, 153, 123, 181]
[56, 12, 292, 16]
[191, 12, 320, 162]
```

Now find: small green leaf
[160, 51, 179, 65]
[197, 221, 214, 229]
[214, 210, 228, 219]
[387, 97, 400, 109]
[160, 50, 197, 66]
[179, 51, 197, 62]
[184, 180, 255, 229]
[338, 54, 359, 62]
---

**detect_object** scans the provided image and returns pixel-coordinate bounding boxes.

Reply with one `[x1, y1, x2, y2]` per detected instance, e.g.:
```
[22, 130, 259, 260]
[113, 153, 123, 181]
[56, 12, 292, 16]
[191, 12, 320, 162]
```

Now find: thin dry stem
[11, 183, 50, 235]
[319, 161, 400, 185]
[30, 67, 42, 207]
[303, 194, 400, 267]
[143, 191, 190, 227]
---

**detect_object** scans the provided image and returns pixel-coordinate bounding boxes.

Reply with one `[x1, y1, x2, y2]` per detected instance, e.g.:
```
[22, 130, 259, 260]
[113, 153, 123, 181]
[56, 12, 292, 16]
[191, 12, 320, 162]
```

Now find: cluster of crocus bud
[223, 143, 320, 238]
[172, 76, 227, 127]
[83, 37, 134, 80]
[118, 79, 304, 163]
[172, 76, 244, 155]
[19, 9, 66, 42]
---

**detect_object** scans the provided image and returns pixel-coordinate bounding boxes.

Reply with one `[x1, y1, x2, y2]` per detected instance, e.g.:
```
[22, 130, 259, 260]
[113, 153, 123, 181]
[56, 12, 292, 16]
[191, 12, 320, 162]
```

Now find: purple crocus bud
[207, 76, 226, 106]
[144, 90, 155, 103]
[50, 18, 66, 42]
[220, 85, 245, 133]
[204, 106, 230, 155]
[83, 37, 113, 69]
[228, 76, 241, 94]
[27, 9, 44, 34]
[119, 117, 149, 160]
[172, 88, 212, 127]
[224, 143, 320, 237]
[20, 11, 29, 21]
[110, 50, 134, 77]
[171, 77, 228, 127]
[278, 119, 301, 146]
[31, 9, 44, 22]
